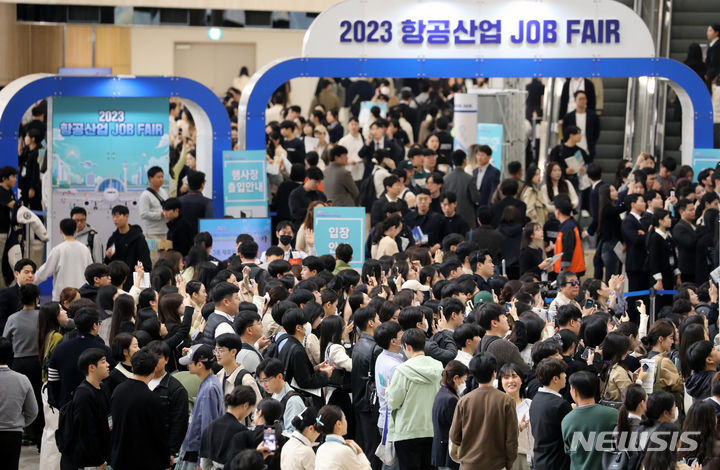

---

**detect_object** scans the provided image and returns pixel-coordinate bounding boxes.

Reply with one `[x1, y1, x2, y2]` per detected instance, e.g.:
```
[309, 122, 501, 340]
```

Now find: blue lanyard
[325, 437, 346, 445]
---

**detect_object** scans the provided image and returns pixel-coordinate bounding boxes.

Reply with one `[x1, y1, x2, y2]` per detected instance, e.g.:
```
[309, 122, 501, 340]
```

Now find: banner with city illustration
[51, 97, 169, 248]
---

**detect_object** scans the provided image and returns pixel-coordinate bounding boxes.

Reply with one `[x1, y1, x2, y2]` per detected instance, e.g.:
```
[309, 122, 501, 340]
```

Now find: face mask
[422, 318, 429, 333]
[304, 322, 312, 338]
[380, 86, 390, 96]
[456, 382, 466, 396]
[279, 235, 293, 246]
[673, 407, 679, 422]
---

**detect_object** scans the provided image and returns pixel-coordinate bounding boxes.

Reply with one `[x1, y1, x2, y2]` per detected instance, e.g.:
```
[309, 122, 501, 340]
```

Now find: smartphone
[581, 348, 591, 360]
[635, 300, 642, 307]
[506, 304, 511, 312]
[670, 190, 675, 198]
[263, 427, 277, 452]
[686, 458, 698, 467]
[642, 363, 649, 372]
[584, 299, 594, 309]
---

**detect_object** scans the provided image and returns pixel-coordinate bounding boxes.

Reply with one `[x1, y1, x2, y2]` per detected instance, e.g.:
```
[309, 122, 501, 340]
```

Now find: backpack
[357, 170, 378, 213]
[279, 389, 314, 427]
[241, 342, 264, 370]
[56, 383, 85, 453]
[263, 333, 289, 360]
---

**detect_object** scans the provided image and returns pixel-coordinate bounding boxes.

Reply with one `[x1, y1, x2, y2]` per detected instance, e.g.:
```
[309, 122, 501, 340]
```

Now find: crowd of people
[2, 56, 720, 470]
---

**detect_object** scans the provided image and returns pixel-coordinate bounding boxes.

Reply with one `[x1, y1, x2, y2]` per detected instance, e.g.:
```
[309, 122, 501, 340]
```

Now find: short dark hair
[508, 161, 522, 175]
[188, 170, 206, 191]
[0, 166, 18, 182]
[476, 205, 492, 225]
[661, 157, 677, 172]
[677, 198, 694, 213]
[476, 302, 505, 330]
[216, 333, 243, 355]
[451, 150, 466, 167]
[306, 167, 324, 181]
[131, 349, 158, 377]
[239, 240, 259, 259]
[330, 145, 348, 161]
[138, 287, 157, 309]
[401, 328, 426, 352]
[335, 243, 352, 263]
[85, 263, 109, 285]
[383, 175, 400, 189]
[565, 125, 581, 136]
[469, 352, 497, 383]
[374, 321, 402, 350]
[587, 163, 602, 181]
[256, 358, 285, 378]
[302, 256, 324, 274]
[440, 191, 457, 204]
[353, 307, 377, 332]
[569, 370, 598, 399]
[59, 218, 77, 236]
[556, 304, 582, 328]
[500, 178, 518, 197]
[553, 193, 573, 216]
[535, 357, 567, 386]
[111, 205, 129, 216]
[225, 385, 257, 408]
[427, 171, 444, 185]
[453, 323, 483, 349]
[70, 206, 87, 217]
[477, 144, 492, 156]
[74, 307, 100, 334]
[108, 260, 130, 287]
[162, 197, 181, 212]
[77, 348, 107, 376]
[212, 281, 240, 303]
[234, 310, 261, 336]
[147, 166, 163, 179]
[19, 284, 40, 306]
[144, 340, 171, 359]
[281, 308, 307, 335]
[268, 259, 291, 278]
[687, 340, 713, 372]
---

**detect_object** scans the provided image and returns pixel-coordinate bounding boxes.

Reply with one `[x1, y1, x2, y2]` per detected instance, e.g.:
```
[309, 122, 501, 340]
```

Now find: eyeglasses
[259, 377, 274, 384]
[565, 281, 581, 287]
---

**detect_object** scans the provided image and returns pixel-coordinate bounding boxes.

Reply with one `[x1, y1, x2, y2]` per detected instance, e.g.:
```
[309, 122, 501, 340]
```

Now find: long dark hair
[679, 400, 717, 463]
[441, 360, 469, 396]
[639, 391, 675, 428]
[158, 292, 183, 325]
[617, 384, 646, 435]
[640, 422, 681, 470]
[498, 362, 527, 397]
[544, 161, 568, 202]
[372, 214, 402, 245]
[521, 222, 540, 250]
[600, 332, 631, 381]
[640, 319, 675, 351]
[678, 323, 707, 379]
[109, 294, 136, 344]
[524, 163, 539, 188]
[596, 184, 613, 234]
[319, 315, 344, 358]
[37, 302, 61, 361]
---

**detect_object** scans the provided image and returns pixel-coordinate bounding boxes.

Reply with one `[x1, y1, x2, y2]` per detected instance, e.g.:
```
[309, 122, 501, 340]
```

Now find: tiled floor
[19, 446, 40, 470]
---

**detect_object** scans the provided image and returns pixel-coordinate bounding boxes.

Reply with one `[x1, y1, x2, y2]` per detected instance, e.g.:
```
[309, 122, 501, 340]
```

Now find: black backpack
[55, 384, 85, 452]
[357, 173, 377, 213]
[279, 389, 314, 427]
[263, 333, 289, 360]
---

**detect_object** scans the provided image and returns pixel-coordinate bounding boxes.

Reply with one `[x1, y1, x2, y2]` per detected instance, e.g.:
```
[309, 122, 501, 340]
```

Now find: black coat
[621, 214, 647, 274]
[403, 210, 443, 246]
[529, 390, 572, 470]
[431, 386, 459, 469]
[200, 413, 251, 466]
[152, 371, 189, 455]
[277, 335, 330, 390]
[105, 225, 152, 290]
[672, 219, 698, 279]
[519, 245, 544, 277]
[0, 284, 20, 333]
[491, 197, 527, 229]
[706, 39, 720, 88]
[64, 381, 111, 467]
[163, 306, 193, 372]
[371, 194, 409, 227]
[438, 214, 470, 242]
[358, 138, 404, 178]
[110, 379, 169, 470]
[647, 231, 679, 287]
[166, 216, 194, 257]
[178, 191, 215, 237]
[350, 333, 382, 413]
[466, 226, 504, 264]
[282, 137, 306, 166]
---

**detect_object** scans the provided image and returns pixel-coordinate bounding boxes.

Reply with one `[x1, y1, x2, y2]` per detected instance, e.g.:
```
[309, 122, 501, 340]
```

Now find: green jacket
[332, 259, 353, 275]
[385, 354, 442, 441]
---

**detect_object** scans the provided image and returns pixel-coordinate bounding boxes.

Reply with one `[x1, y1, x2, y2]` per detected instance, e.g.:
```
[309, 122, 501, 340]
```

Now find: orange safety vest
[554, 225, 585, 274]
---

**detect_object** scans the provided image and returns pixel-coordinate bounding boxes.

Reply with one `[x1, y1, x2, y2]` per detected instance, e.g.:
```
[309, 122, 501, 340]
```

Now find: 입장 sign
[222, 150, 268, 218]
[314, 207, 365, 270]
[302, 0, 655, 59]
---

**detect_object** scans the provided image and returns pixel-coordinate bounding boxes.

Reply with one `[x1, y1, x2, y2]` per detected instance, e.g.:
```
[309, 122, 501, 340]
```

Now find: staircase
[664, 0, 714, 162]
[594, 77, 629, 181]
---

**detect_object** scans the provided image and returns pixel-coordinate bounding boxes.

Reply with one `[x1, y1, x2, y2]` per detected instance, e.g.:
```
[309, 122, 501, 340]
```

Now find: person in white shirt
[34, 218, 93, 301]
[337, 117, 365, 182]
[280, 407, 320, 470]
[314, 405, 371, 470]
[453, 323, 482, 367]
[138, 166, 168, 259]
